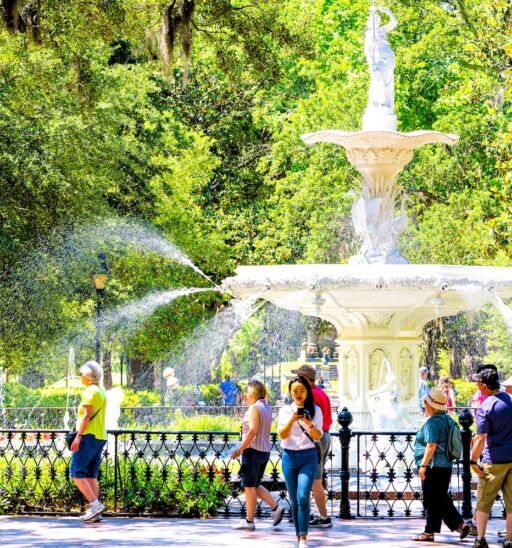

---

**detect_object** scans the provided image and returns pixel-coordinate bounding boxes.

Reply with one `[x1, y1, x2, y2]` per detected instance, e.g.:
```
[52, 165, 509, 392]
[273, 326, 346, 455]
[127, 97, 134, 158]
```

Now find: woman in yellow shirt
[70, 361, 107, 522]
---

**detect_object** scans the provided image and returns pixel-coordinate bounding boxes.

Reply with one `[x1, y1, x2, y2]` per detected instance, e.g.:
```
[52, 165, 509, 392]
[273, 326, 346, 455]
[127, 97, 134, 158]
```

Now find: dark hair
[288, 375, 316, 418]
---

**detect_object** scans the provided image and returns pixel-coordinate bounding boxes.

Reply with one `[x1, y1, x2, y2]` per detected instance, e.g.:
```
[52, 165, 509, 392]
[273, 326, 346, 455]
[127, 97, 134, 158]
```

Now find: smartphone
[303, 409, 311, 420]
[297, 407, 304, 416]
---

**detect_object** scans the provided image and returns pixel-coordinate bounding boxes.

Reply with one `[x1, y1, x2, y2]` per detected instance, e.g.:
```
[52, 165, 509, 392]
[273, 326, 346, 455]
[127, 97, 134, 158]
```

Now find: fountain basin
[223, 263, 512, 337]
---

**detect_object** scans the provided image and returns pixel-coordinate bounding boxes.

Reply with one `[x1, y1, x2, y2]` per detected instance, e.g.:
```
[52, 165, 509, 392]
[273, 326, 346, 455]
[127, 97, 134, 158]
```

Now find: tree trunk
[1, 0, 19, 32]
[103, 349, 112, 390]
[449, 345, 463, 379]
[421, 320, 441, 379]
[127, 357, 155, 390]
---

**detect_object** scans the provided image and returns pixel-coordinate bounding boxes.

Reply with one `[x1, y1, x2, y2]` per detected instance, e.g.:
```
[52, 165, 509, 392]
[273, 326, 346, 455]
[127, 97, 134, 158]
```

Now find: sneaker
[232, 519, 255, 531]
[272, 505, 285, 526]
[473, 538, 489, 548]
[297, 541, 309, 548]
[80, 502, 106, 522]
[309, 516, 333, 528]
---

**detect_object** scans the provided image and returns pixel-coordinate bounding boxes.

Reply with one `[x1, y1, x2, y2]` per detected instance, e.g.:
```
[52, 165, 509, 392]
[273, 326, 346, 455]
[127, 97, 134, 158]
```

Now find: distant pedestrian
[418, 367, 429, 413]
[278, 375, 323, 548]
[470, 364, 499, 413]
[219, 375, 238, 406]
[470, 367, 512, 548]
[70, 361, 107, 522]
[296, 364, 333, 528]
[412, 388, 469, 542]
[231, 379, 284, 531]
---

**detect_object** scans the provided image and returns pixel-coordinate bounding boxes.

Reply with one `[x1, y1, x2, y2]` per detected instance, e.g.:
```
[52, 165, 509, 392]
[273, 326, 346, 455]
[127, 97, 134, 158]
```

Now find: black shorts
[239, 448, 270, 488]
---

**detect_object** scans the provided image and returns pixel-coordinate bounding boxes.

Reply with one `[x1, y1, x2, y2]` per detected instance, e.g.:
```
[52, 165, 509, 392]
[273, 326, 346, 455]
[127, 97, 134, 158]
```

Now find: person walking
[278, 376, 323, 548]
[296, 364, 333, 528]
[412, 387, 469, 542]
[70, 361, 108, 522]
[418, 367, 429, 413]
[231, 379, 285, 530]
[470, 367, 512, 548]
[219, 375, 238, 406]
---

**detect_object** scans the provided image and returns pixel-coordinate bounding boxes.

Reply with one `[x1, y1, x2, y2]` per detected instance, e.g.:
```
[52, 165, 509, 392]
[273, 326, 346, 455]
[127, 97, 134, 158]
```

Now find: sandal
[458, 523, 470, 540]
[412, 532, 435, 542]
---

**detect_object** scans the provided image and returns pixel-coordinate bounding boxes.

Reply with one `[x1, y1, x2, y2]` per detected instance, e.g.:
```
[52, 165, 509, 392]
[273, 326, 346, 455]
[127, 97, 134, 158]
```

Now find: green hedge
[0, 452, 229, 518]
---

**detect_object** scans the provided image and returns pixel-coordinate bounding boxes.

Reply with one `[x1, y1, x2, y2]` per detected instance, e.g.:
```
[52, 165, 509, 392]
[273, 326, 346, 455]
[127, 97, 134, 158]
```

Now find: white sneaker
[80, 502, 106, 522]
[297, 541, 309, 548]
[232, 519, 255, 531]
[272, 504, 285, 526]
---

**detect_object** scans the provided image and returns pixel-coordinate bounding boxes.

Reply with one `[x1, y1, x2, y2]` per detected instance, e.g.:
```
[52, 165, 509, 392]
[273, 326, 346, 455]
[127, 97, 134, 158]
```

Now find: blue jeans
[282, 448, 318, 537]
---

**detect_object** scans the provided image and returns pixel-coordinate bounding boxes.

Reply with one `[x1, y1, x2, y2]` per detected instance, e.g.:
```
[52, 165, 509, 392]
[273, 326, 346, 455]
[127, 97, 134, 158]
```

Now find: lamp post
[93, 253, 109, 364]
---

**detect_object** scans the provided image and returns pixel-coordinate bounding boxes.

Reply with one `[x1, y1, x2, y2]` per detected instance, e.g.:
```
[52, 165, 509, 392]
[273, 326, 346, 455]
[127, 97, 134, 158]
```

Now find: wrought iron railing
[0, 408, 491, 519]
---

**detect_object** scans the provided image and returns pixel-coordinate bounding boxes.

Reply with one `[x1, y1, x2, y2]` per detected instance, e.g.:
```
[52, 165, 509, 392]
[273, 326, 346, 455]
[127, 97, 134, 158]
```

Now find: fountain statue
[366, 358, 413, 430]
[363, 5, 398, 131]
[222, 3, 512, 428]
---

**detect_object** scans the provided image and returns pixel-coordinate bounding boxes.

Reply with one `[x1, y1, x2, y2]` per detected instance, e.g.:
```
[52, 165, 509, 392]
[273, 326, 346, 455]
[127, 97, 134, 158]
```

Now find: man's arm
[470, 432, 487, 477]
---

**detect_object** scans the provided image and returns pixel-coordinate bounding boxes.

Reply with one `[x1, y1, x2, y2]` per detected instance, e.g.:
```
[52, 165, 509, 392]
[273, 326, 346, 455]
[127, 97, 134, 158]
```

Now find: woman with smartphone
[278, 375, 323, 548]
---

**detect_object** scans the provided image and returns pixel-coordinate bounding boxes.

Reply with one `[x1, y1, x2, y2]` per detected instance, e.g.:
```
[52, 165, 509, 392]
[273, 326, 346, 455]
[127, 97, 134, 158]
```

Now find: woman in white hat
[412, 388, 469, 542]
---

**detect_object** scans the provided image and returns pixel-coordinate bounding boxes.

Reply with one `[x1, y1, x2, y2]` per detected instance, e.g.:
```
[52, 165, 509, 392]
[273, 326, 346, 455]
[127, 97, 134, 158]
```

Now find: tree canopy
[0, 0, 511, 383]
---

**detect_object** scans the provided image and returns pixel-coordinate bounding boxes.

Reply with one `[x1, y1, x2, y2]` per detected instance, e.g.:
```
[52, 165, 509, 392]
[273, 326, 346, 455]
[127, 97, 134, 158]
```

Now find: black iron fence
[0, 408, 492, 519]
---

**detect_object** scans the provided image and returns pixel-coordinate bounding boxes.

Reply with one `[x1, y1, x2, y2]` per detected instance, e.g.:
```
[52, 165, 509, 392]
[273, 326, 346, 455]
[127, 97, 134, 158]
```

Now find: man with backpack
[470, 367, 512, 548]
[411, 387, 469, 542]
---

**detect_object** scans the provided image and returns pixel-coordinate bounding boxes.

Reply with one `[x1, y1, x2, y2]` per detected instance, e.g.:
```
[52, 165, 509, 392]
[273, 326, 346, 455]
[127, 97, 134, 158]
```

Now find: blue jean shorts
[70, 435, 106, 479]
[239, 448, 270, 488]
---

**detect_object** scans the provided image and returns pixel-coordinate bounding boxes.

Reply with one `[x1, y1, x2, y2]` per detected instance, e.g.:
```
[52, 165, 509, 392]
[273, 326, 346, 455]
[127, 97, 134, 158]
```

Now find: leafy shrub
[170, 414, 240, 432]
[0, 440, 230, 518]
[453, 379, 476, 407]
[120, 388, 160, 407]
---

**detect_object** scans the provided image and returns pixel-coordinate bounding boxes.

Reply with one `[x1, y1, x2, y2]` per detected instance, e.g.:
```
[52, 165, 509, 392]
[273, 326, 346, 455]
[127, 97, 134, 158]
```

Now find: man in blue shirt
[470, 367, 512, 548]
[418, 367, 429, 413]
[219, 375, 238, 406]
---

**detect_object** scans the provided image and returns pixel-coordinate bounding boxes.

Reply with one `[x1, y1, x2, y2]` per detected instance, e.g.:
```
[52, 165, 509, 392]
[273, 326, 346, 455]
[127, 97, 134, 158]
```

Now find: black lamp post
[93, 253, 109, 364]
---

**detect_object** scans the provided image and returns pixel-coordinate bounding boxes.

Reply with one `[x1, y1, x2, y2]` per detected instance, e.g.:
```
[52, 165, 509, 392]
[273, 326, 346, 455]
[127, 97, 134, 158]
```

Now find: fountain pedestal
[222, 263, 512, 424]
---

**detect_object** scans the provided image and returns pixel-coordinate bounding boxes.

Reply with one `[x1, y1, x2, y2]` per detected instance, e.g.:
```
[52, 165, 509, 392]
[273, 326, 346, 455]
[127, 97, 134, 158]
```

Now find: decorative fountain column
[222, 4, 512, 427]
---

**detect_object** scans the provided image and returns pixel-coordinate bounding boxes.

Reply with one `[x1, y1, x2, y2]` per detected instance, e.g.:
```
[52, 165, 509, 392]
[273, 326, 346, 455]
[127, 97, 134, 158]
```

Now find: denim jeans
[282, 447, 318, 537]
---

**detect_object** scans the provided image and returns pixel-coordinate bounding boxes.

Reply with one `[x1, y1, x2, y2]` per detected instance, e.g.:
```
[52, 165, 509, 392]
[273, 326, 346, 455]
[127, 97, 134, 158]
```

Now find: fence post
[113, 431, 119, 513]
[458, 408, 474, 520]
[338, 406, 353, 519]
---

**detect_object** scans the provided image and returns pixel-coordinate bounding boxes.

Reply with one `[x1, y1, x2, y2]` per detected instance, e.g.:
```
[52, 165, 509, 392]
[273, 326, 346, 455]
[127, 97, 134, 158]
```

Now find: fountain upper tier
[222, 264, 512, 337]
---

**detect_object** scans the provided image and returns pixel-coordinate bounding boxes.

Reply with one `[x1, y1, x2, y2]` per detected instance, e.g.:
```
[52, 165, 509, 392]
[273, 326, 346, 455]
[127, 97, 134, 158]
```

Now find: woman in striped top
[232, 379, 284, 530]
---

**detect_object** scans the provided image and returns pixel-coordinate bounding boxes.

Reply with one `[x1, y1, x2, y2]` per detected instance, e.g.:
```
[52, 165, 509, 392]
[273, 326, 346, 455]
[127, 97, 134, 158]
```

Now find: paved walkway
[0, 515, 504, 548]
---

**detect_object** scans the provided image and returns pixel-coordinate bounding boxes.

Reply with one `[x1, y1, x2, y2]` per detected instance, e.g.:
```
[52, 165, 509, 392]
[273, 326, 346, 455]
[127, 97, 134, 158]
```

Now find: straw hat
[423, 388, 448, 412]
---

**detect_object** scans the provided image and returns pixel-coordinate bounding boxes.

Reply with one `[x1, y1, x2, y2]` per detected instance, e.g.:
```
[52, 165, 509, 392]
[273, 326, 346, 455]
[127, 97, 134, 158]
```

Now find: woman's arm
[378, 6, 398, 32]
[418, 442, 437, 480]
[278, 410, 298, 439]
[232, 406, 260, 457]
[70, 404, 93, 453]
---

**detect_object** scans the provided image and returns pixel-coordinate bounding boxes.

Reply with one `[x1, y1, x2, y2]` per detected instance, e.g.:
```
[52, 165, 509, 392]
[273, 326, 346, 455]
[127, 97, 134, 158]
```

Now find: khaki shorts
[476, 462, 512, 513]
[315, 432, 331, 481]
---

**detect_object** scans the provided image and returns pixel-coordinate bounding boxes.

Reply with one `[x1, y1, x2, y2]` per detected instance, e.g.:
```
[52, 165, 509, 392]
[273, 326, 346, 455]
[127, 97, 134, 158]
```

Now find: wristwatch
[469, 460, 478, 465]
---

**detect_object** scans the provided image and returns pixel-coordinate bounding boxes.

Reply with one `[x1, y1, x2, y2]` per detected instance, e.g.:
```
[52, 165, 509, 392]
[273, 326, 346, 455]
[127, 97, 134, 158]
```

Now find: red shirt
[312, 385, 332, 432]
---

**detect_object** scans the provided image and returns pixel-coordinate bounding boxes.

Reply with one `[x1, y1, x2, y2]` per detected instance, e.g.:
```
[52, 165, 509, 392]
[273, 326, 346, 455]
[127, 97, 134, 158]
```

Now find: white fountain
[223, 4, 512, 427]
